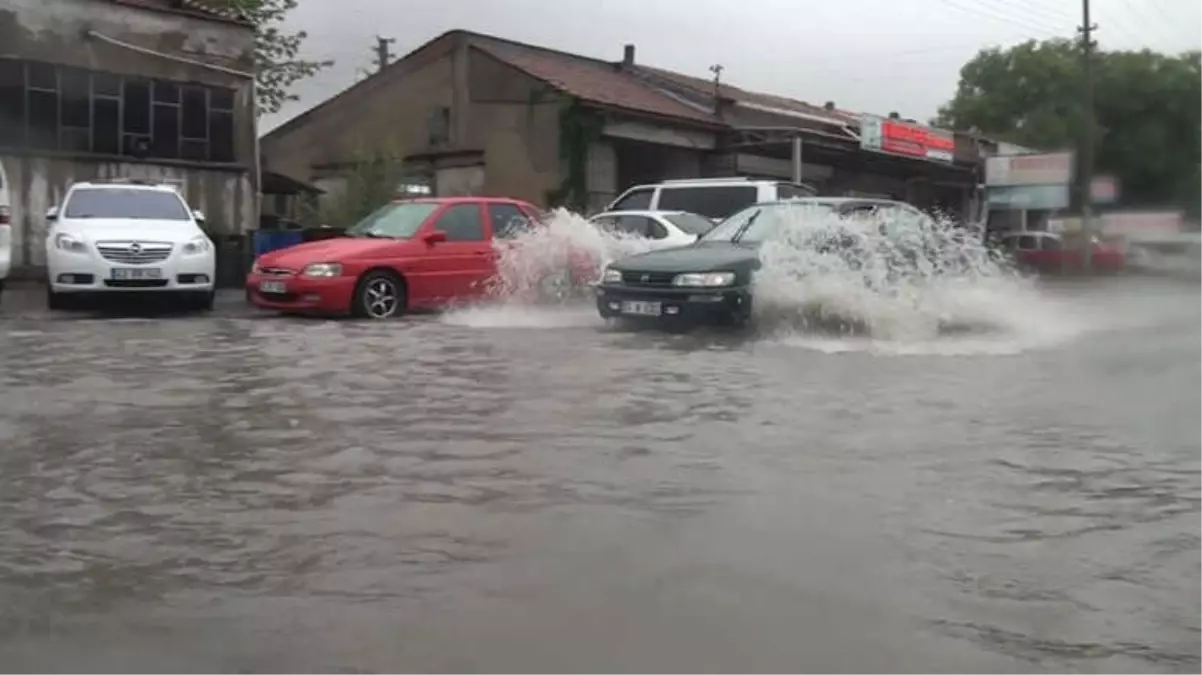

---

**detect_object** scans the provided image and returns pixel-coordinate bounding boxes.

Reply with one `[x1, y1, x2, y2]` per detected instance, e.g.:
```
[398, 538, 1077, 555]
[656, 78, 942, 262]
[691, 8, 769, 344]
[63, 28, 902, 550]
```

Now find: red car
[247, 197, 590, 318]
[999, 231, 1125, 274]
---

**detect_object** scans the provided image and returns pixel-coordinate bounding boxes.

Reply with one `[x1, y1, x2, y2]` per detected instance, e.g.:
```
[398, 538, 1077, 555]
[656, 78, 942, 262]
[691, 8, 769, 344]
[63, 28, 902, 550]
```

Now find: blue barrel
[252, 229, 305, 257]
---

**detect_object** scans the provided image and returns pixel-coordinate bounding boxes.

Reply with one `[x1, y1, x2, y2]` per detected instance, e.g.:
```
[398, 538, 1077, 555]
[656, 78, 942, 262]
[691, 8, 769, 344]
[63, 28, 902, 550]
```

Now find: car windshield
[664, 212, 716, 236]
[63, 188, 191, 220]
[346, 202, 439, 238]
[700, 202, 836, 244]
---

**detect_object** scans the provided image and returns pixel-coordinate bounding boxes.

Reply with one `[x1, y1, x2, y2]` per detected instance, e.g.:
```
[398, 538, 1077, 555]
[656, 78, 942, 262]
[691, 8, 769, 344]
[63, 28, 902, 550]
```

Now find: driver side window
[434, 204, 485, 241]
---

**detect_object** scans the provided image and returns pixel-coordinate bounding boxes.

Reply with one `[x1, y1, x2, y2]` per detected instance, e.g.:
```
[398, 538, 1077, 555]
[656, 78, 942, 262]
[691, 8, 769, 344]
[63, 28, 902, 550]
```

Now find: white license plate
[621, 300, 662, 316]
[111, 267, 162, 280]
[259, 280, 287, 294]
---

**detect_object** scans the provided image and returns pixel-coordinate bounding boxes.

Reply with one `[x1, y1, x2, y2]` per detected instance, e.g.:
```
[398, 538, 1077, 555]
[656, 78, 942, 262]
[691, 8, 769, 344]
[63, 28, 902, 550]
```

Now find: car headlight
[182, 235, 212, 255]
[54, 233, 87, 253]
[672, 271, 736, 287]
[302, 262, 342, 277]
[601, 267, 623, 284]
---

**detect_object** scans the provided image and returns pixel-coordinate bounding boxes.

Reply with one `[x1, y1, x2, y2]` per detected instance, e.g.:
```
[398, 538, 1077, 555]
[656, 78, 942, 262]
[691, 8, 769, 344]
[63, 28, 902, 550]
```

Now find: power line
[937, 0, 1065, 38]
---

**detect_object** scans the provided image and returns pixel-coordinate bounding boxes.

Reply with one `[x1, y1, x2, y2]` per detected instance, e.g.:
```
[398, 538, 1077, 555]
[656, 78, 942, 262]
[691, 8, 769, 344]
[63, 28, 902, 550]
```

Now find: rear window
[64, 188, 190, 220]
[664, 212, 715, 235]
[657, 186, 758, 220]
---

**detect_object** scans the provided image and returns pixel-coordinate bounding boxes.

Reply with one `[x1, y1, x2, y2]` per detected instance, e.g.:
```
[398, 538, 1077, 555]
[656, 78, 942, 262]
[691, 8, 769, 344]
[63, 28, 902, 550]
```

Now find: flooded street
[0, 278, 1197, 673]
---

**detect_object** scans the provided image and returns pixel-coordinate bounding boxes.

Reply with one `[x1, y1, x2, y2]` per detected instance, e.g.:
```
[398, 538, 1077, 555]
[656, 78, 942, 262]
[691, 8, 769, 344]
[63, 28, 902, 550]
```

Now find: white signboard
[985, 152, 1074, 187]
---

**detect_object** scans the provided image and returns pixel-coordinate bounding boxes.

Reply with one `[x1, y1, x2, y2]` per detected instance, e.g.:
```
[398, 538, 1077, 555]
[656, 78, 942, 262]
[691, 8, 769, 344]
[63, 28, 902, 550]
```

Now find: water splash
[751, 206, 1093, 353]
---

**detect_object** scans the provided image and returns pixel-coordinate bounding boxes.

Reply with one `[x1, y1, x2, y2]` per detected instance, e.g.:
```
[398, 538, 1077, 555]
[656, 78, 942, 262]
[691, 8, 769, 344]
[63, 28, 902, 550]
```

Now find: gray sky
[264, 0, 1201, 132]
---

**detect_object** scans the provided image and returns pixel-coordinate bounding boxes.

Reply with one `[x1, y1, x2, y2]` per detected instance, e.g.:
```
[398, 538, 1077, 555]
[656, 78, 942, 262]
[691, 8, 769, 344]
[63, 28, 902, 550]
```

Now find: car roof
[591, 209, 694, 218]
[393, 196, 531, 205]
[70, 180, 181, 192]
[748, 196, 910, 209]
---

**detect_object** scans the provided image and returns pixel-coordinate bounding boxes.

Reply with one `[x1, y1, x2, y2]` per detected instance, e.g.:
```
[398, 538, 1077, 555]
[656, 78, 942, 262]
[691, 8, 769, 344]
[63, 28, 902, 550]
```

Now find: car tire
[46, 286, 69, 311]
[536, 269, 574, 303]
[192, 290, 215, 312]
[352, 270, 406, 319]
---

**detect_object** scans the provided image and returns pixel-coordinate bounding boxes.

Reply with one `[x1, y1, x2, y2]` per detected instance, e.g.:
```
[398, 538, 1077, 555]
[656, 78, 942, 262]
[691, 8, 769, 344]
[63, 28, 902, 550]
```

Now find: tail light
[0, 205, 9, 225]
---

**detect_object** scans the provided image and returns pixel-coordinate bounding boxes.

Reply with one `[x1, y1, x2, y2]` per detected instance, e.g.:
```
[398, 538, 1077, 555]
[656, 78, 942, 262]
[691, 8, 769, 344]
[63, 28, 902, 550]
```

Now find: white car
[0, 160, 11, 305]
[588, 209, 715, 247]
[45, 180, 216, 311]
[605, 177, 817, 222]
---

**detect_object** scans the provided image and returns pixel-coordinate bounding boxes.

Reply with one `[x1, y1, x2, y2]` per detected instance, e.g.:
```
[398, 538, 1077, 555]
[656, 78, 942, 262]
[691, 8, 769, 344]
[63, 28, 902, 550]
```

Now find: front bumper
[246, 271, 357, 314]
[47, 248, 215, 293]
[595, 283, 752, 324]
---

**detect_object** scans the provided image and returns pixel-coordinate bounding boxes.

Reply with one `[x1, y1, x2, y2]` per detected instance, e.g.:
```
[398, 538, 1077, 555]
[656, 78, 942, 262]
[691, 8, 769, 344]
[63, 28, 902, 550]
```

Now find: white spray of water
[751, 206, 1095, 354]
[443, 209, 664, 328]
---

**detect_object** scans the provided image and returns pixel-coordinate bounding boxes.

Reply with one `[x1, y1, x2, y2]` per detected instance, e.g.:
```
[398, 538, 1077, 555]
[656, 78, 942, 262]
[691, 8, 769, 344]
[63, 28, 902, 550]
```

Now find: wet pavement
[0, 279, 1198, 673]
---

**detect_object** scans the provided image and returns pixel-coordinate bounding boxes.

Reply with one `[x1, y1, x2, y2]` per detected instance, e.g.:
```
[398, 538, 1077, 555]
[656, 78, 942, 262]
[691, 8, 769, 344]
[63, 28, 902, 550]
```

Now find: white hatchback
[588, 209, 715, 248]
[45, 180, 216, 310]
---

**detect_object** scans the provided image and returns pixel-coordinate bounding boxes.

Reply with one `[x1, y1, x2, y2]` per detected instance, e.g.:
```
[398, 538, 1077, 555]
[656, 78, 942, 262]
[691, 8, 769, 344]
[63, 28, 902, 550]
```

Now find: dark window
[434, 203, 485, 241]
[0, 60, 25, 147]
[1016, 235, 1038, 251]
[776, 183, 817, 199]
[64, 187, 191, 220]
[152, 103, 179, 158]
[0, 58, 239, 164]
[1041, 236, 1063, 251]
[657, 186, 758, 220]
[92, 98, 120, 155]
[610, 188, 653, 211]
[487, 203, 531, 239]
[123, 80, 151, 135]
[646, 218, 668, 239]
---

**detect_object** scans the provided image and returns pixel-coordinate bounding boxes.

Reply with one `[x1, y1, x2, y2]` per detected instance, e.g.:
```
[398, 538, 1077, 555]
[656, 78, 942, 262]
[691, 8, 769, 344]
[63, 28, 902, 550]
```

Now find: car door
[422, 202, 493, 303]
[485, 202, 535, 288]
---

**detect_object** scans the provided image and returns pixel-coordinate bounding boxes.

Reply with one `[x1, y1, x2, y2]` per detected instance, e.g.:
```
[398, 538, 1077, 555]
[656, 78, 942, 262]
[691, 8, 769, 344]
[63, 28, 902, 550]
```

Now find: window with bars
[0, 58, 239, 164]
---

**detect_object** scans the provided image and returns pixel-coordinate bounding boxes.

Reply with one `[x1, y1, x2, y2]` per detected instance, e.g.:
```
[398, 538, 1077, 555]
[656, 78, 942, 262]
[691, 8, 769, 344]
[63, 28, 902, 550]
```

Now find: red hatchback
[247, 197, 570, 318]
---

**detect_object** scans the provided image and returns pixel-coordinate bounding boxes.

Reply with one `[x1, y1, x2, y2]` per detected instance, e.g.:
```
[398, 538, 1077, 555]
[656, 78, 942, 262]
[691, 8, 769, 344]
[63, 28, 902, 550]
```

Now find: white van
[0, 160, 10, 304]
[605, 177, 817, 222]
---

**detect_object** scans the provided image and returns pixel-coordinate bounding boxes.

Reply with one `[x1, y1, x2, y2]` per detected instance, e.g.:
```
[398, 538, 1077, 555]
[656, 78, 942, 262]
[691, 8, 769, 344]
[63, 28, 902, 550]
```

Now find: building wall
[0, 0, 256, 271]
[465, 49, 564, 205]
[261, 41, 462, 187]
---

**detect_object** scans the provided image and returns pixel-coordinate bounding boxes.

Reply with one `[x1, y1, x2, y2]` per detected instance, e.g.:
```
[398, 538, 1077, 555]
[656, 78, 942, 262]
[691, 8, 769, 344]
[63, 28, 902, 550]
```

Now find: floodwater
[0, 275, 1196, 674]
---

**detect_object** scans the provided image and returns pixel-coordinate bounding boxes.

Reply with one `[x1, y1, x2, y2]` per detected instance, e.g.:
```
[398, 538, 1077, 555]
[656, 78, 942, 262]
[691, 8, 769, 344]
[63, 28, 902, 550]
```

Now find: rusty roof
[467, 34, 721, 126]
[105, 0, 251, 26]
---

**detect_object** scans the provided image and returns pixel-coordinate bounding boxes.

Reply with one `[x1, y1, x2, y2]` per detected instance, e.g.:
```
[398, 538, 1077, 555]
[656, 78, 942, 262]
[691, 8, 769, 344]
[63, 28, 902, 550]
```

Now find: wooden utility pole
[372, 36, 396, 73]
[1079, 0, 1098, 269]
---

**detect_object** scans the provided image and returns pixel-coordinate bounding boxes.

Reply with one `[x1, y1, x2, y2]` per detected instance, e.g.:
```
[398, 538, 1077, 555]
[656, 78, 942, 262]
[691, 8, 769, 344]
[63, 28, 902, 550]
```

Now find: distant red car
[247, 197, 595, 318]
[999, 231, 1125, 273]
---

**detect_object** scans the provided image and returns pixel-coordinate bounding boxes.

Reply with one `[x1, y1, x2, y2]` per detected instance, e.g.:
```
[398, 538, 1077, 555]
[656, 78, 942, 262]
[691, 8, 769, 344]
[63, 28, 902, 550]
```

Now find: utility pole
[708, 64, 723, 114]
[1079, 0, 1098, 270]
[372, 36, 396, 73]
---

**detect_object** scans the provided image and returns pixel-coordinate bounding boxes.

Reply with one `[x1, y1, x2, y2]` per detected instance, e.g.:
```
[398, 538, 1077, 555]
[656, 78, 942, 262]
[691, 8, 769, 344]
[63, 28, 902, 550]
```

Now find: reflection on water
[0, 279, 1197, 673]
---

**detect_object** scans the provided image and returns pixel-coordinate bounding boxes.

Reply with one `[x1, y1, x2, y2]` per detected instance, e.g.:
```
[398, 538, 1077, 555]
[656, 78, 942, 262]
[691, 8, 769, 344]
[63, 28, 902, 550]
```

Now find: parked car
[588, 209, 715, 246]
[44, 179, 216, 311]
[0, 160, 10, 305]
[246, 197, 595, 319]
[997, 230, 1125, 274]
[605, 177, 817, 222]
[596, 197, 929, 327]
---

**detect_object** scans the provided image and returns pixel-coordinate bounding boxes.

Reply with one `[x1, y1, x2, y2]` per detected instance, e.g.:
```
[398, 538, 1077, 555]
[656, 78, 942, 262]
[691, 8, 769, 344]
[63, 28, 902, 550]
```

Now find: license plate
[259, 280, 286, 294]
[621, 300, 662, 316]
[111, 267, 162, 280]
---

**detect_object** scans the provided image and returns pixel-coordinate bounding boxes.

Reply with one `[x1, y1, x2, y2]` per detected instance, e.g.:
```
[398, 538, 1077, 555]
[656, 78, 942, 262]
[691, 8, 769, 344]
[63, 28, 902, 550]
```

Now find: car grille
[96, 242, 173, 264]
[620, 270, 676, 286]
[258, 267, 295, 277]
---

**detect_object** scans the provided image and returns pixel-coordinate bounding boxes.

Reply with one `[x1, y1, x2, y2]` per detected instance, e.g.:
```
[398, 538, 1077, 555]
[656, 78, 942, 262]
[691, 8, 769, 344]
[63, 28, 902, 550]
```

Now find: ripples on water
[0, 209, 1197, 672]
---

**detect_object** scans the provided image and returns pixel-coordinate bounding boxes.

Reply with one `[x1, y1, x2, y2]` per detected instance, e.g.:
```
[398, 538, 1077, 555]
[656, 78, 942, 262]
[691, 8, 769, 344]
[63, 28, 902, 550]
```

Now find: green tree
[227, 0, 333, 116]
[299, 144, 415, 228]
[934, 40, 1201, 216]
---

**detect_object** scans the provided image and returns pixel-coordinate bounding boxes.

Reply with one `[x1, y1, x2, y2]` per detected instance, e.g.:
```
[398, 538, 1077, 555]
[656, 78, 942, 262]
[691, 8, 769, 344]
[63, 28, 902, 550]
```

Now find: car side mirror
[46, 205, 58, 222]
[192, 209, 205, 224]
[423, 230, 447, 245]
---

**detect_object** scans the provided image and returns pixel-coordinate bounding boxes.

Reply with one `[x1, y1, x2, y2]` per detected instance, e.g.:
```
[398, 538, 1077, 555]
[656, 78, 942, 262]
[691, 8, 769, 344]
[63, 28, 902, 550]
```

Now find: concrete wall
[2, 155, 254, 269]
[0, 0, 256, 271]
[465, 49, 564, 205]
[261, 40, 461, 186]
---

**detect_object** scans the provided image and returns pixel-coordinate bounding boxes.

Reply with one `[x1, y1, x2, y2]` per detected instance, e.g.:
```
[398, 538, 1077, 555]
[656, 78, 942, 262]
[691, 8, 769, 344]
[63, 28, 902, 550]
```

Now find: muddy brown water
[0, 278, 1197, 673]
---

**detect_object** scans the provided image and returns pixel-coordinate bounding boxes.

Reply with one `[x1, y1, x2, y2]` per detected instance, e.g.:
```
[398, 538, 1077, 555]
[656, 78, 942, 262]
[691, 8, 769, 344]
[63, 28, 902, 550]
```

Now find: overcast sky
[264, 0, 1201, 133]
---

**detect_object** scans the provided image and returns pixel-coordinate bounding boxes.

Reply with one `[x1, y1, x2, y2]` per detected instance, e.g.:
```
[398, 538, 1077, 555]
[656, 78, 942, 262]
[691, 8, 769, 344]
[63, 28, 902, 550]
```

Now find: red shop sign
[861, 115, 955, 163]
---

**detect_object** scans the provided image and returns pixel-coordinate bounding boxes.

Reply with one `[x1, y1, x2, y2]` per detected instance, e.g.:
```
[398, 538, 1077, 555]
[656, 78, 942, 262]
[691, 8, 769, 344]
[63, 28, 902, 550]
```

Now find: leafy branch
[226, 0, 333, 116]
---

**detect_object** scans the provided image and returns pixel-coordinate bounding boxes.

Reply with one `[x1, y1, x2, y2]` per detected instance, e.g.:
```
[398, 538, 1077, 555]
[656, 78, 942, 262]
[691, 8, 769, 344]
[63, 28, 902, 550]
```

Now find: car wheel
[536, 269, 574, 303]
[46, 286, 69, 311]
[353, 270, 406, 319]
[192, 290, 215, 312]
